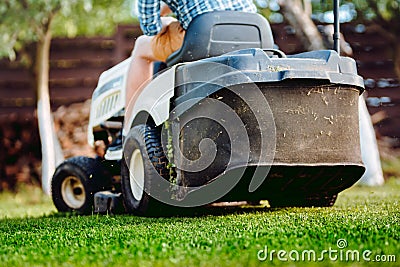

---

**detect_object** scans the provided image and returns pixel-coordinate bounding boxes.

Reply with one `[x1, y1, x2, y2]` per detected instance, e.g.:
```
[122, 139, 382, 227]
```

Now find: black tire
[51, 156, 112, 214]
[268, 194, 337, 208]
[121, 124, 169, 216]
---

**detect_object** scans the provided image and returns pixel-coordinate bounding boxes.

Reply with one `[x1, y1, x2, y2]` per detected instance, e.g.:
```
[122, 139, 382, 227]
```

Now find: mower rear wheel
[121, 124, 169, 216]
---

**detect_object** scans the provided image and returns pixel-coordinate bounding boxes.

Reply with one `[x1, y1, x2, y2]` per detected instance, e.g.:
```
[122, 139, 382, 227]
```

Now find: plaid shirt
[137, 0, 257, 36]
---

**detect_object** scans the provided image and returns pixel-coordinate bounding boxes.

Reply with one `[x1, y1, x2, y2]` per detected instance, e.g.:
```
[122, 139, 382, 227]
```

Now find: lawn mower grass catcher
[51, 10, 365, 216]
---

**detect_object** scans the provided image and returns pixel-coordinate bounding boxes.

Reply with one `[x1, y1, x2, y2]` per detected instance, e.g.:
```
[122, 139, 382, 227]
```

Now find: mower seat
[166, 11, 274, 67]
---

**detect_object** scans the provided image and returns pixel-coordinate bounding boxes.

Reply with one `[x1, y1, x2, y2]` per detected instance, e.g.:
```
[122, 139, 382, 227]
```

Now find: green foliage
[323, 0, 400, 24]
[255, 0, 284, 23]
[257, 0, 400, 24]
[351, 0, 400, 21]
[0, 179, 399, 266]
[0, 0, 77, 59]
[0, 0, 133, 60]
[51, 0, 134, 38]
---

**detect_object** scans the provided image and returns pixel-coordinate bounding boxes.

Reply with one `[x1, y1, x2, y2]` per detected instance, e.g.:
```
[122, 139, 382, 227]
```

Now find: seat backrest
[166, 11, 274, 66]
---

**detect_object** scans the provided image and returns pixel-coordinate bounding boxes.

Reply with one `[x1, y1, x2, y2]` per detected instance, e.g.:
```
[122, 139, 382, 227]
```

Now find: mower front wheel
[51, 156, 111, 214]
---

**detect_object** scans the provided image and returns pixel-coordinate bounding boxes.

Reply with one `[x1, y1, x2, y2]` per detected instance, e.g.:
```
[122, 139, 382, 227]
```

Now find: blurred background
[0, 0, 399, 192]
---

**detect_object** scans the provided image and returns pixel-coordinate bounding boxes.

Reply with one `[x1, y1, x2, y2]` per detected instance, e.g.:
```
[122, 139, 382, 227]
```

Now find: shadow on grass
[0, 200, 290, 223]
[37, 202, 275, 219]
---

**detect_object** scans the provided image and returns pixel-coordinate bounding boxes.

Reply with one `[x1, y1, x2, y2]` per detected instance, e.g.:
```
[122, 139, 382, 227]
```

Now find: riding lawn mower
[51, 2, 365, 216]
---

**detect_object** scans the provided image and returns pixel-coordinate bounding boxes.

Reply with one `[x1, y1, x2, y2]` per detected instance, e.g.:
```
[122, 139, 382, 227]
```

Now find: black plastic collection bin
[169, 48, 365, 205]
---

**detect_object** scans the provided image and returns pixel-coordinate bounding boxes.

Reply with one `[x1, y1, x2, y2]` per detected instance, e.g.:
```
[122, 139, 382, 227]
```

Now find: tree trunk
[35, 23, 64, 195]
[302, 0, 312, 17]
[279, 0, 325, 51]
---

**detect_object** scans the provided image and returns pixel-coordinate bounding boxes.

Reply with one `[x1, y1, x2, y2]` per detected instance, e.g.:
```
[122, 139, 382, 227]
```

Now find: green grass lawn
[0, 179, 399, 267]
